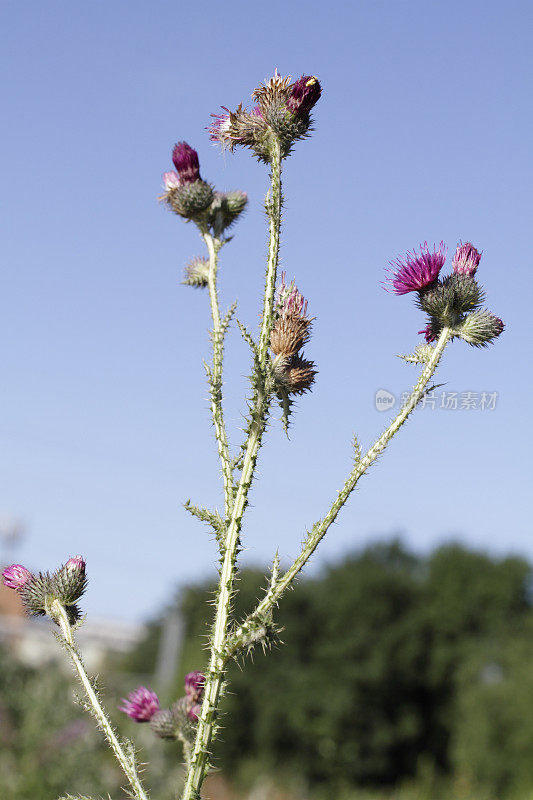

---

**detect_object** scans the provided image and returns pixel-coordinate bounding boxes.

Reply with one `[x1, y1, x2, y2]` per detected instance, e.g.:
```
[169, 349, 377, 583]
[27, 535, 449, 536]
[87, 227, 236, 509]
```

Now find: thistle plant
[2, 70, 504, 800]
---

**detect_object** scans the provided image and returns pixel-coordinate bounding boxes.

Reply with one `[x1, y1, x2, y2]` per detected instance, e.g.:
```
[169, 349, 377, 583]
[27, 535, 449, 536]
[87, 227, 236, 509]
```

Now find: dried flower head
[119, 687, 160, 722]
[2, 563, 32, 591]
[452, 241, 482, 277]
[172, 142, 201, 184]
[184, 670, 205, 702]
[271, 275, 313, 357]
[387, 242, 447, 295]
[275, 353, 317, 395]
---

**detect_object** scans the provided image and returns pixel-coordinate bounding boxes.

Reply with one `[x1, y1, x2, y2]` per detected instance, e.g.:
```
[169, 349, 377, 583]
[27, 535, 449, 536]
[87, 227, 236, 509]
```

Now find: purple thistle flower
[386, 242, 447, 295]
[171, 142, 201, 184]
[286, 75, 322, 116]
[452, 241, 482, 277]
[188, 703, 202, 722]
[162, 170, 180, 191]
[2, 564, 32, 591]
[184, 670, 205, 702]
[119, 687, 160, 722]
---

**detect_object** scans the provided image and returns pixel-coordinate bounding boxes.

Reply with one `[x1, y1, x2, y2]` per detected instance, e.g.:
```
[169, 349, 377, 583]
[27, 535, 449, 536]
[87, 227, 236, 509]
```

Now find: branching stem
[227, 327, 452, 652]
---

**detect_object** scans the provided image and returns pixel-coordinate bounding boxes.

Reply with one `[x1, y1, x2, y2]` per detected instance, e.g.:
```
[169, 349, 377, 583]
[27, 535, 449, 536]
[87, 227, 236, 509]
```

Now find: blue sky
[1, 0, 532, 621]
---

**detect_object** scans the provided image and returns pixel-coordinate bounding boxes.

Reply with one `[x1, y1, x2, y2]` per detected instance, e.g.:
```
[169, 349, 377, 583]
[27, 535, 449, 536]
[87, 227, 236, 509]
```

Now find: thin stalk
[50, 600, 150, 800]
[227, 327, 452, 651]
[203, 231, 234, 517]
[258, 139, 282, 365]
[180, 143, 283, 800]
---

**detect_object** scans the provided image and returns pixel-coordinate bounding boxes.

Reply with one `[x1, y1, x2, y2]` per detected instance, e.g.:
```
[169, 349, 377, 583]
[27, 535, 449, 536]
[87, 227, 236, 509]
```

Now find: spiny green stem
[203, 231, 234, 518]
[227, 327, 452, 651]
[258, 139, 282, 365]
[180, 144, 283, 800]
[50, 600, 150, 800]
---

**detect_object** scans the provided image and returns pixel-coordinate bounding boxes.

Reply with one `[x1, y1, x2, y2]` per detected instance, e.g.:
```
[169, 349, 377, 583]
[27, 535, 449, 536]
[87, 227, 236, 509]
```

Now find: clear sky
[1, 0, 532, 622]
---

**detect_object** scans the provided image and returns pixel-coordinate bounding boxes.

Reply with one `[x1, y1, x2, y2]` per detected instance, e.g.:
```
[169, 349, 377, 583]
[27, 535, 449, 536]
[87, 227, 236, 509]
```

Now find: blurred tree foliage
[0, 646, 122, 799]
[124, 540, 533, 797]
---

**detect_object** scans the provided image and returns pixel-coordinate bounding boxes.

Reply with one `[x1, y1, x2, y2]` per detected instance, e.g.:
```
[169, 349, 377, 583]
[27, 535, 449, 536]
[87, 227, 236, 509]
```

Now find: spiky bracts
[209, 70, 322, 162]
[270, 274, 317, 396]
[118, 672, 206, 746]
[2, 557, 87, 623]
[161, 143, 247, 234]
[387, 240, 505, 347]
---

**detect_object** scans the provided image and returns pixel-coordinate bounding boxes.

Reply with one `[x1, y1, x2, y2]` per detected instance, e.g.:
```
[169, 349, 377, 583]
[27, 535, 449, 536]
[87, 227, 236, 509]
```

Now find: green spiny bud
[53, 556, 87, 605]
[166, 180, 214, 219]
[19, 572, 53, 617]
[207, 190, 248, 233]
[183, 257, 209, 288]
[442, 274, 485, 313]
[454, 310, 505, 346]
[417, 280, 457, 324]
[150, 708, 179, 740]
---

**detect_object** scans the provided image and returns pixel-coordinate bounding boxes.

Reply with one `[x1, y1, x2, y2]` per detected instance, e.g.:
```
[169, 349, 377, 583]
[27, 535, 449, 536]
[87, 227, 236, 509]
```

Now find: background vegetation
[4, 540, 533, 799]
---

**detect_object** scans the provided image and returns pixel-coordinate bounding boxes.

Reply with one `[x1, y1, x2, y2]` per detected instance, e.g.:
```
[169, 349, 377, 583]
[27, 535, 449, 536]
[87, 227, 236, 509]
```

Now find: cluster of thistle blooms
[208, 70, 322, 161]
[2, 557, 87, 623]
[387, 241, 504, 346]
[162, 140, 248, 277]
[160, 71, 321, 288]
[270, 273, 316, 394]
[119, 671, 205, 742]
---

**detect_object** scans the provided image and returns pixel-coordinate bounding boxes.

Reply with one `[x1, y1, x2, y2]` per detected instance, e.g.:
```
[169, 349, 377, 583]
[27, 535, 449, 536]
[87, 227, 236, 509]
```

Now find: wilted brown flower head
[270, 273, 313, 357]
[274, 353, 317, 395]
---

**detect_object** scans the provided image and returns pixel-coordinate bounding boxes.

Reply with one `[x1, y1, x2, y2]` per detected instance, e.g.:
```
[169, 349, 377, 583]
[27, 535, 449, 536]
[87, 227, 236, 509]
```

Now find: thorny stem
[181, 144, 283, 800]
[203, 231, 234, 518]
[226, 327, 452, 653]
[50, 600, 150, 800]
[258, 138, 282, 365]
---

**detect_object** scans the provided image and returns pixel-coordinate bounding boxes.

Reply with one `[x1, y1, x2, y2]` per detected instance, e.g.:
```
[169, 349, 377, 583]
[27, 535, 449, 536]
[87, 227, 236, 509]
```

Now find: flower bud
[455, 311, 505, 346]
[119, 687, 160, 722]
[452, 242, 482, 277]
[53, 555, 87, 606]
[2, 564, 32, 591]
[172, 142, 201, 184]
[166, 180, 215, 219]
[184, 670, 205, 702]
[183, 257, 209, 288]
[207, 190, 248, 232]
[188, 703, 202, 722]
[19, 572, 53, 617]
[150, 708, 179, 740]
[286, 75, 322, 116]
